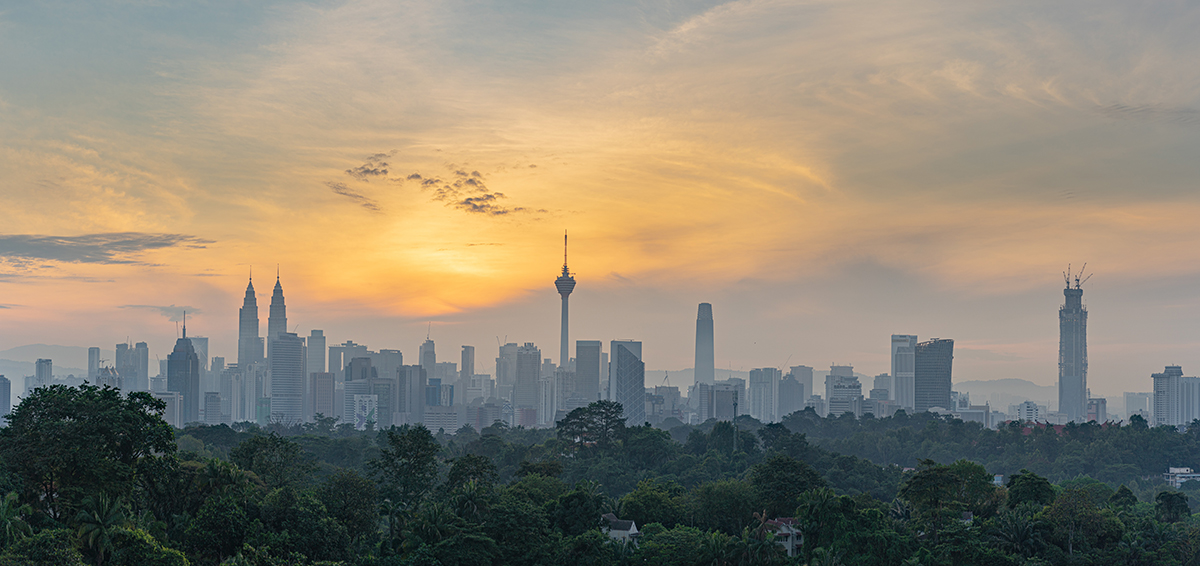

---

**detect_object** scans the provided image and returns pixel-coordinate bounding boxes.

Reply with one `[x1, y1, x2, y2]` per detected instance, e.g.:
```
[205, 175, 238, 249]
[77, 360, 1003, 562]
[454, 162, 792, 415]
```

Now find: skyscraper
[460, 345, 475, 390]
[134, 342, 150, 391]
[167, 324, 201, 425]
[269, 331, 306, 424]
[575, 340, 602, 404]
[307, 330, 326, 377]
[420, 339, 436, 376]
[238, 277, 263, 369]
[914, 338, 953, 413]
[748, 367, 782, 422]
[0, 375, 10, 417]
[609, 340, 645, 425]
[34, 359, 52, 389]
[695, 303, 715, 386]
[1059, 273, 1089, 422]
[268, 275, 288, 339]
[87, 347, 100, 380]
[891, 335, 917, 411]
[496, 342, 519, 400]
[515, 343, 541, 415]
[555, 232, 576, 368]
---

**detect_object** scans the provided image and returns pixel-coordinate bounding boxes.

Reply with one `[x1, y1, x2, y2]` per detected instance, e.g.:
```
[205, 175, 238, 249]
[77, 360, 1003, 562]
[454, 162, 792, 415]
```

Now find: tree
[1043, 487, 1103, 556]
[0, 528, 86, 566]
[257, 487, 351, 561]
[0, 385, 175, 520]
[688, 480, 758, 535]
[445, 454, 498, 491]
[106, 528, 188, 566]
[184, 495, 247, 562]
[1108, 484, 1138, 508]
[748, 454, 826, 519]
[620, 479, 685, 528]
[1155, 491, 1190, 523]
[371, 424, 441, 507]
[74, 494, 132, 566]
[551, 481, 606, 536]
[556, 401, 627, 451]
[1006, 469, 1055, 508]
[317, 469, 378, 543]
[0, 492, 31, 549]
[229, 433, 314, 489]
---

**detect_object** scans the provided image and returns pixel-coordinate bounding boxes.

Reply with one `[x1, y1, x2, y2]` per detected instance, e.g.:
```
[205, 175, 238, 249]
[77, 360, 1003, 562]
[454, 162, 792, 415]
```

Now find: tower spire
[562, 230, 569, 276]
[182, 311, 187, 338]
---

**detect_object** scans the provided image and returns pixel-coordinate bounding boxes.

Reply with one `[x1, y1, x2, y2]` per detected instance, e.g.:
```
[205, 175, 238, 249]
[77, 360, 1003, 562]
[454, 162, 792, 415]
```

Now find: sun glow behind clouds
[3, 0, 1200, 386]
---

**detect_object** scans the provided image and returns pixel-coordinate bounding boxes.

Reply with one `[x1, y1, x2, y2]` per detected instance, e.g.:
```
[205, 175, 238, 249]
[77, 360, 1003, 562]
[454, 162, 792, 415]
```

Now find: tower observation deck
[555, 232, 576, 368]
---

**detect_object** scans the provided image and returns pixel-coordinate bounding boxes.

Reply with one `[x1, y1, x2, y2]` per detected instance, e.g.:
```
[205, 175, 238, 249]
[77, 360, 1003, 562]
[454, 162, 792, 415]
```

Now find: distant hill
[954, 378, 1056, 410]
[0, 344, 106, 369]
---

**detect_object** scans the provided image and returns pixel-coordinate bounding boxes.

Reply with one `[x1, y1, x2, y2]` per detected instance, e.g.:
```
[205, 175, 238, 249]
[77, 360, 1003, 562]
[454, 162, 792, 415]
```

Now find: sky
[2, 0, 1200, 397]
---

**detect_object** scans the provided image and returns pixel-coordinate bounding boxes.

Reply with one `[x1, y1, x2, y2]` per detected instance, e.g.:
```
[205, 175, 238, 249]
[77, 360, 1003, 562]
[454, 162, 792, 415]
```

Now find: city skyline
[5, 2, 1200, 396]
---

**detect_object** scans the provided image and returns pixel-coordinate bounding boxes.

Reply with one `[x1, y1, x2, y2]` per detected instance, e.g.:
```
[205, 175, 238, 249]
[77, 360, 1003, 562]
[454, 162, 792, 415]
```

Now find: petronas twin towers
[237, 272, 305, 424]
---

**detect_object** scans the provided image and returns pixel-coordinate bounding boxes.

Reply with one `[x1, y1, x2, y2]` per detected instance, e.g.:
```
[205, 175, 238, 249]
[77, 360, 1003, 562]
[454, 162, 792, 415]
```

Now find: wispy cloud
[325, 182, 381, 212]
[0, 233, 211, 264]
[345, 152, 394, 180]
[119, 304, 200, 322]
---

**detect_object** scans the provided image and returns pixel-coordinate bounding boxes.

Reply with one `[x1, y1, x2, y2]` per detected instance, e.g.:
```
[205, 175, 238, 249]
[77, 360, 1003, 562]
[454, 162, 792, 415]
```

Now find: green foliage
[229, 434, 315, 490]
[0, 493, 32, 549]
[1109, 484, 1138, 508]
[0, 528, 86, 566]
[1007, 469, 1055, 508]
[688, 479, 758, 535]
[371, 425, 440, 507]
[185, 495, 247, 562]
[0, 385, 175, 520]
[556, 401, 627, 452]
[549, 481, 606, 536]
[316, 469, 378, 543]
[73, 493, 132, 566]
[619, 479, 684, 528]
[256, 487, 350, 562]
[444, 455, 497, 491]
[1155, 491, 1190, 523]
[749, 454, 826, 518]
[108, 527, 189, 566]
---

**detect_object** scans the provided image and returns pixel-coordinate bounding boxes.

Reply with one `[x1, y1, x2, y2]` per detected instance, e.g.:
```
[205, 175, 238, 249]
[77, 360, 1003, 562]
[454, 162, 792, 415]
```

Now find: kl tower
[555, 231, 576, 368]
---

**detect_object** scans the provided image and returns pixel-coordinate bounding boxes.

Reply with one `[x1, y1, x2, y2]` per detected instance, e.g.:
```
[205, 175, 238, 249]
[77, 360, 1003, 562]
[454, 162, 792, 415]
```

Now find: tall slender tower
[554, 232, 576, 368]
[268, 273, 287, 340]
[237, 275, 262, 368]
[1059, 267, 1089, 422]
[694, 303, 715, 386]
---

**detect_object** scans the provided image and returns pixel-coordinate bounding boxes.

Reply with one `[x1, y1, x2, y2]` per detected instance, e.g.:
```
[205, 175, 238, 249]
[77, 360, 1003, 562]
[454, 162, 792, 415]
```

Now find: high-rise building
[310, 372, 335, 419]
[167, 325, 201, 425]
[496, 342, 519, 401]
[398, 365, 427, 424]
[115, 343, 133, 389]
[268, 275, 288, 340]
[574, 340, 602, 405]
[204, 392, 223, 425]
[34, 359, 52, 390]
[555, 232, 576, 368]
[420, 339, 436, 376]
[1124, 392, 1152, 421]
[748, 367, 781, 422]
[891, 335, 917, 411]
[788, 366, 814, 402]
[134, 342, 150, 391]
[87, 347, 100, 380]
[914, 338, 954, 413]
[328, 340, 368, 380]
[1152, 366, 1200, 427]
[777, 374, 805, 418]
[825, 366, 863, 418]
[308, 330, 326, 378]
[269, 331, 306, 424]
[460, 346, 475, 390]
[220, 364, 238, 421]
[0, 375, 10, 417]
[515, 343, 541, 416]
[695, 303, 715, 386]
[97, 366, 122, 390]
[238, 276, 263, 369]
[1086, 398, 1108, 423]
[1059, 274, 1089, 422]
[609, 340, 645, 425]
[190, 336, 210, 377]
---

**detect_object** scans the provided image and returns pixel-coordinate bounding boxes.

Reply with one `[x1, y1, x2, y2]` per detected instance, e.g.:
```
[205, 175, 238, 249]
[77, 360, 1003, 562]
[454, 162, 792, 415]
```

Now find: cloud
[345, 152, 393, 180]
[453, 192, 540, 216]
[0, 233, 211, 264]
[325, 182, 381, 212]
[1098, 104, 1200, 127]
[119, 304, 200, 322]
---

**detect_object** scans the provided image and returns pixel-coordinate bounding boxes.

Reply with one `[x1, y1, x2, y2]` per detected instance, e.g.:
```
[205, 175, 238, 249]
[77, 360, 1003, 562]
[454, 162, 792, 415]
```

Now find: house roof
[602, 513, 636, 532]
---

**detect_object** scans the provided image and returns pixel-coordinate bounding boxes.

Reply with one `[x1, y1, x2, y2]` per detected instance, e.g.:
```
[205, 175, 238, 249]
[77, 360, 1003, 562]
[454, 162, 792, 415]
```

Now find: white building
[892, 335, 917, 411]
[748, 367, 782, 423]
[1153, 366, 1200, 427]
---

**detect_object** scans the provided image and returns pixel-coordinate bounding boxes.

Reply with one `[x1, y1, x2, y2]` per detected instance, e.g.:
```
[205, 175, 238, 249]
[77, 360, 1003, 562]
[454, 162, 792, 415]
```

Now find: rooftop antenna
[276, 264, 280, 280]
[427, 322, 432, 340]
[563, 230, 569, 275]
[182, 311, 187, 338]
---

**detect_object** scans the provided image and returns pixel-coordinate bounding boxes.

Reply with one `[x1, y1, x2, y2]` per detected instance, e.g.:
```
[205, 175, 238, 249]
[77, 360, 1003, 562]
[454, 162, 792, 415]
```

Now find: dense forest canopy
[0, 385, 1197, 566]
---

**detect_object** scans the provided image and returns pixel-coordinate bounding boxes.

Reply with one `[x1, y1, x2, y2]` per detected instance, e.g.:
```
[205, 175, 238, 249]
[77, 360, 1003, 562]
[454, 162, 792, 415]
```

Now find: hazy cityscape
[0, 259, 1179, 432]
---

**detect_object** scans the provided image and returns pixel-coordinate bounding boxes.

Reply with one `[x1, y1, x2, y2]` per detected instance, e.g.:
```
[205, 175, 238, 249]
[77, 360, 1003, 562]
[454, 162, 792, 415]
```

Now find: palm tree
[74, 494, 131, 566]
[986, 509, 1044, 558]
[0, 492, 32, 549]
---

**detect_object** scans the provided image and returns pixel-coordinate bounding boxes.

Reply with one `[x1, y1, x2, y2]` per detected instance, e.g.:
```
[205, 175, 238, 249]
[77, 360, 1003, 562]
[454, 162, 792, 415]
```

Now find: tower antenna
[182, 311, 187, 338]
[427, 322, 431, 340]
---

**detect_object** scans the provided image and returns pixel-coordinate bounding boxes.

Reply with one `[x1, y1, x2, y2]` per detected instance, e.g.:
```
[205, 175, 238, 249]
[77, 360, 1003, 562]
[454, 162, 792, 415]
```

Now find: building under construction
[1059, 265, 1090, 422]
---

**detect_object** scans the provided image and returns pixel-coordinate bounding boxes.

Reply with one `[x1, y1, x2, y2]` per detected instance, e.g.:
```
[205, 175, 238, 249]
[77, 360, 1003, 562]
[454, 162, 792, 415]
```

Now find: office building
[34, 358, 52, 390]
[398, 365, 427, 425]
[328, 340, 368, 380]
[555, 232, 576, 368]
[891, 335, 917, 411]
[153, 392, 182, 428]
[788, 365, 813, 401]
[574, 340, 602, 406]
[419, 339, 436, 376]
[269, 331, 306, 424]
[1015, 401, 1042, 422]
[346, 357, 376, 381]
[826, 366, 863, 418]
[460, 345, 475, 391]
[87, 347, 100, 381]
[695, 303, 715, 386]
[220, 364, 239, 421]
[1153, 366, 1200, 427]
[1086, 398, 1108, 422]
[115, 343, 133, 389]
[1059, 275, 1089, 422]
[134, 342, 149, 392]
[515, 343, 541, 418]
[311, 372, 335, 418]
[167, 325, 201, 425]
[204, 392, 223, 424]
[308, 330, 326, 378]
[495, 342, 519, 400]
[748, 367, 781, 423]
[1124, 392, 1152, 421]
[777, 374, 805, 418]
[0, 376, 9, 417]
[238, 276, 264, 417]
[609, 340, 646, 425]
[914, 339, 954, 413]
